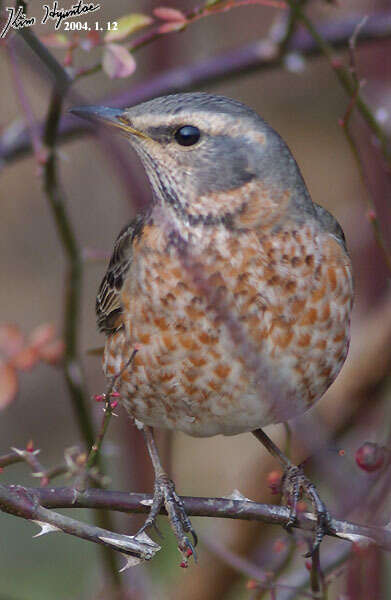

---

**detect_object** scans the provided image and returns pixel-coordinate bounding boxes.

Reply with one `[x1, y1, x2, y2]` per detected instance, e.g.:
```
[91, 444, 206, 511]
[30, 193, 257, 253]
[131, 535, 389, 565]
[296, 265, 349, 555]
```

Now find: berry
[355, 442, 385, 472]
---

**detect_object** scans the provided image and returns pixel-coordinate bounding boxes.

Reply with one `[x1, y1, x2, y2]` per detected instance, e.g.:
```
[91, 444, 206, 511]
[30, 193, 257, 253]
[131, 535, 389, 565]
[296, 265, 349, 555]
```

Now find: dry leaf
[0, 362, 18, 409]
[12, 347, 39, 371]
[104, 13, 153, 43]
[103, 44, 137, 79]
[0, 324, 24, 360]
[38, 340, 65, 365]
[29, 323, 56, 350]
[153, 6, 187, 22]
[156, 21, 186, 34]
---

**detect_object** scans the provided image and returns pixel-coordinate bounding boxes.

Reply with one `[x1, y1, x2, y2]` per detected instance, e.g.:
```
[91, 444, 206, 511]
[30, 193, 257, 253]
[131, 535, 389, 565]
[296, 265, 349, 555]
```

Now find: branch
[17, 29, 123, 583]
[2, 12, 391, 164]
[200, 534, 315, 599]
[276, 543, 350, 600]
[285, 2, 391, 168]
[2, 485, 390, 552]
[0, 484, 160, 569]
[337, 18, 391, 272]
[42, 88, 95, 450]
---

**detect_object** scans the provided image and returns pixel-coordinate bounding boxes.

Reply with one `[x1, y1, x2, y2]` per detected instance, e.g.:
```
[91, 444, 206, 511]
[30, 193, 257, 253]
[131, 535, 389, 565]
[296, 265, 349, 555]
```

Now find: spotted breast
[101, 200, 353, 437]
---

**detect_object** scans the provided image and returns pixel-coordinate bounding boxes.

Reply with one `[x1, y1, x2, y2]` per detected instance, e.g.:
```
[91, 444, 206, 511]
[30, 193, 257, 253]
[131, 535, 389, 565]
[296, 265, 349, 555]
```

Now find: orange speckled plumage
[103, 215, 353, 437]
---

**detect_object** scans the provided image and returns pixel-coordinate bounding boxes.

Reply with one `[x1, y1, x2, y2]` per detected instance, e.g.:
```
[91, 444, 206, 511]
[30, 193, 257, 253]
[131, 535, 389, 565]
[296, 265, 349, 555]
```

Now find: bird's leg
[253, 428, 330, 556]
[137, 424, 197, 565]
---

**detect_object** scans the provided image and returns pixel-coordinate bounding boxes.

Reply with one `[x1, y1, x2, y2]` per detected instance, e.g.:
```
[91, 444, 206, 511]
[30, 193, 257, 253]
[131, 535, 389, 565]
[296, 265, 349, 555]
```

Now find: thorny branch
[0, 484, 160, 568]
[0, 484, 390, 553]
[80, 347, 138, 482]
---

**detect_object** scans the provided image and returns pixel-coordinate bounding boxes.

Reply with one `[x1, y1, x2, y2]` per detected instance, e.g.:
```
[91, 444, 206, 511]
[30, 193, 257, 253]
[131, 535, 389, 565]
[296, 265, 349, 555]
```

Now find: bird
[70, 93, 353, 564]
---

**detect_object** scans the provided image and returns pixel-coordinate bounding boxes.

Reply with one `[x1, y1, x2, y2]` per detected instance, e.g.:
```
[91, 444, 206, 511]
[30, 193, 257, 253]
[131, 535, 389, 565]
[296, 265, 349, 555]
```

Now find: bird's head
[70, 93, 312, 229]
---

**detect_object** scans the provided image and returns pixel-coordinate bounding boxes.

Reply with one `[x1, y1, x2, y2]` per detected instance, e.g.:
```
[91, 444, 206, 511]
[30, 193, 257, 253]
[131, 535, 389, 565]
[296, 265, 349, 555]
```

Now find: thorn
[99, 533, 160, 552]
[224, 488, 252, 502]
[118, 553, 143, 572]
[32, 521, 61, 537]
[11, 446, 40, 457]
[134, 530, 157, 545]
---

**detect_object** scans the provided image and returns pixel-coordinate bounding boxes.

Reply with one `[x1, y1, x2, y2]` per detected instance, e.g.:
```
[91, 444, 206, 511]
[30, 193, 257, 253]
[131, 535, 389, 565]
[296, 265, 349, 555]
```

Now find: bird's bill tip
[69, 105, 146, 137]
[69, 105, 122, 122]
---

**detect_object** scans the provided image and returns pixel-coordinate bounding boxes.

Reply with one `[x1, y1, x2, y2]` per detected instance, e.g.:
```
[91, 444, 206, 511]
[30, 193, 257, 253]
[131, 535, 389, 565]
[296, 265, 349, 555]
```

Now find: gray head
[71, 93, 313, 228]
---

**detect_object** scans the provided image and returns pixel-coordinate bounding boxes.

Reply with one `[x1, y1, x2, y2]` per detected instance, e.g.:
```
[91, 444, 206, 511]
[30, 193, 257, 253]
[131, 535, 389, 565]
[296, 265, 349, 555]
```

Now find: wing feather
[96, 214, 145, 334]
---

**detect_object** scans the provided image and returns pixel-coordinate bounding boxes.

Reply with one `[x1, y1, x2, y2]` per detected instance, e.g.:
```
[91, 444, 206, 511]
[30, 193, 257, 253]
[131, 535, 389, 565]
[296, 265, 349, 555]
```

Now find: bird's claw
[282, 464, 330, 557]
[137, 473, 197, 566]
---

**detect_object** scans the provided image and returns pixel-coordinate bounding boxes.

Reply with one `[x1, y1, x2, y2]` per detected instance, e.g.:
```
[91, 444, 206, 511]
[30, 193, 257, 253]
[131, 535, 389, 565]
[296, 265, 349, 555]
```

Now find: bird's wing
[313, 202, 347, 253]
[96, 214, 145, 334]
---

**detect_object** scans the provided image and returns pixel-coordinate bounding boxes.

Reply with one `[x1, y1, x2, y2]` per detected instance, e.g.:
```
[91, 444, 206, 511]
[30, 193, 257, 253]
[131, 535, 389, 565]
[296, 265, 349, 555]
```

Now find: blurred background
[1, 0, 391, 598]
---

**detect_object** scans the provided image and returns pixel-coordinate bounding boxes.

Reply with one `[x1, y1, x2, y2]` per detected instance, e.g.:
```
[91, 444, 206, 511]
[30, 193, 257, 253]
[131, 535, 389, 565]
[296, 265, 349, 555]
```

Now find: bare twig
[277, 544, 351, 600]
[9, 447, 48, 484]
[0, 484, 160, 567]
[201, 534, 314, 599]
[1, 485, 391, 551]
[5, 40, 45, 163]
[337, 17, 391, 272]
[0, 450, 24, 469]
[309, 548, 323, 598]
[17, 28, 71, 93]
[41, 85, 126, 587]
[84, 348, 138, 475]
[42, 88, 96, 449]
[0, 448, 67, 484]
[284, 2, 391, 169]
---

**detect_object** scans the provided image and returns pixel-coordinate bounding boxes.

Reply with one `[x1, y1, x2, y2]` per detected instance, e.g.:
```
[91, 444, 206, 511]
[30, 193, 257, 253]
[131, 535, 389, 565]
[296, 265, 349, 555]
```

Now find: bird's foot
[137, 473, 197, 567]
[282, 464, 330, 557]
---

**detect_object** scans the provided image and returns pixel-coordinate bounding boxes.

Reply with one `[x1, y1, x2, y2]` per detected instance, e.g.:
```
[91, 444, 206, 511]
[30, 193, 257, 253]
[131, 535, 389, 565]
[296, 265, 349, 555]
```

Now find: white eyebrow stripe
[128, 111, 266, 145]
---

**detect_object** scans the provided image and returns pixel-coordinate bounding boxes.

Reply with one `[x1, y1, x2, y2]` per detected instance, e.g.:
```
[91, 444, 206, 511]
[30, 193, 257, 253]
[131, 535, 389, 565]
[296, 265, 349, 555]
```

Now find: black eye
[174, 125, 200, 146]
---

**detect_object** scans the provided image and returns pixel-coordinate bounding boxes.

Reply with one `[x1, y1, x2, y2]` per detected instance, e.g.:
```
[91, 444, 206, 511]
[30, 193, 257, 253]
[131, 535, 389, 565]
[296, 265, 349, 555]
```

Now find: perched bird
[71, 93, 353, 563]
